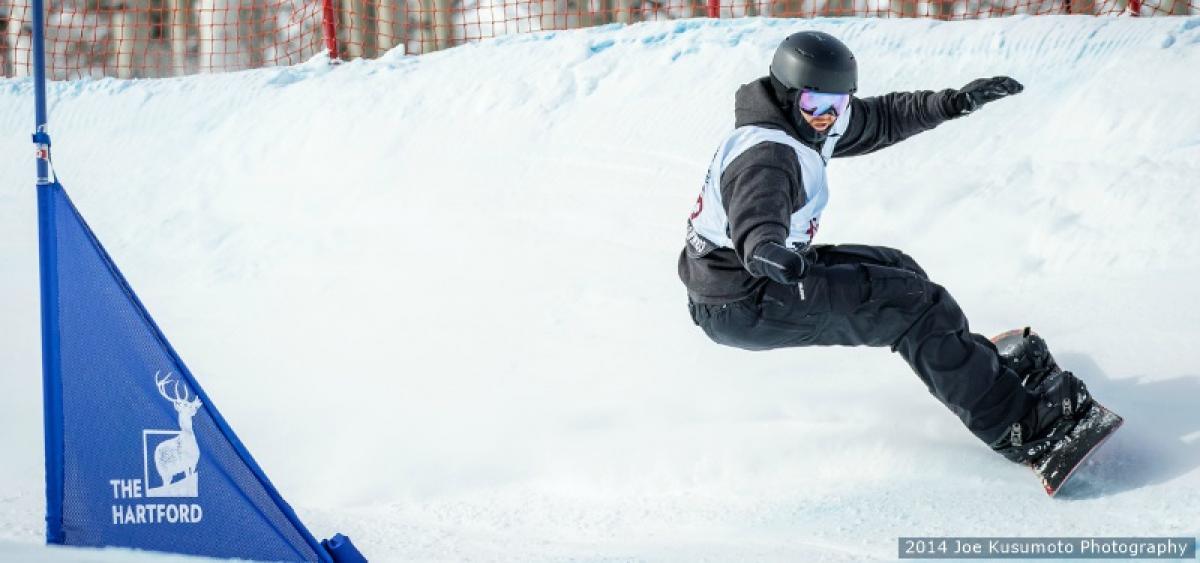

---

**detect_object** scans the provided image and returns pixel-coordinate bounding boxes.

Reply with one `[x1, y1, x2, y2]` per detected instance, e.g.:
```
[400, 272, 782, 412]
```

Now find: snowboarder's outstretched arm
[832, 76, 1023, 158]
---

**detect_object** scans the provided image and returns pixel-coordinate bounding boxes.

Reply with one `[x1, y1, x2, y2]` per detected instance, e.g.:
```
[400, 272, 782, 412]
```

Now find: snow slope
[2, 14, 1200, 562]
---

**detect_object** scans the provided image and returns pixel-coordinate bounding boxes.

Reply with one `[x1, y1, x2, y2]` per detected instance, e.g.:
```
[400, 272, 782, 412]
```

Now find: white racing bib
[687, 109, 849, 256]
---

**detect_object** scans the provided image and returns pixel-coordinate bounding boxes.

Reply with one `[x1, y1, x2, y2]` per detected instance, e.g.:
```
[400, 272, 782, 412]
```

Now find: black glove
[953, 76, 1023, 114]
[748, 242, 810, 284]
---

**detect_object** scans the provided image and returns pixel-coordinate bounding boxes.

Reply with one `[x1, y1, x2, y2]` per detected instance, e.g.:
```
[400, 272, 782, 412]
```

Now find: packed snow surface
[2, 14, 1200, 562]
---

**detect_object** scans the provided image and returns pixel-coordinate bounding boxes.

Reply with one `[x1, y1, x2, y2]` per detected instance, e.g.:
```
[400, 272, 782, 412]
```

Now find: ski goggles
[797, 90, 851, 117]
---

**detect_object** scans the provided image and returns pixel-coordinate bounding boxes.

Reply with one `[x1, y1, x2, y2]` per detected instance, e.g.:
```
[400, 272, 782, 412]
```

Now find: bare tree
[196, 0, 248, 71]
[376, 0, 399, 54]
[113, 0, 150, 78]
[339, 0, 365, 57]
[5, 2, 36, 77]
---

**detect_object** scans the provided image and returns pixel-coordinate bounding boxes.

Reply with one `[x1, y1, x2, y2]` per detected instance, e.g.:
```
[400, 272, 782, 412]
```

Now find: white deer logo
[145, 371, 202, 497]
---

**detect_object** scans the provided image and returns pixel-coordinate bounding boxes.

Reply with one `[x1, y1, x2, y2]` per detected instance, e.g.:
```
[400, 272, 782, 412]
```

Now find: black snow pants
[687, 244, 1036, 446]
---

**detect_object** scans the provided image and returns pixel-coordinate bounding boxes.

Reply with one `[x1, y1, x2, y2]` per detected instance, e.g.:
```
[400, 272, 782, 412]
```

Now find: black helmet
[770, 31, 857, 94]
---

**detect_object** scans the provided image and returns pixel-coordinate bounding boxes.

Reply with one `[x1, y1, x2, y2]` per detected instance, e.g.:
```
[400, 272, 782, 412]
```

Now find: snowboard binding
[990, 328, 1093, 463]
[989, 328, 1123, 496]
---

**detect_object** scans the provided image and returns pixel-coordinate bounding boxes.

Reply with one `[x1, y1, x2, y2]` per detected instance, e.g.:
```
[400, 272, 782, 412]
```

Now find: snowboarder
[679, 31, 1096, 466]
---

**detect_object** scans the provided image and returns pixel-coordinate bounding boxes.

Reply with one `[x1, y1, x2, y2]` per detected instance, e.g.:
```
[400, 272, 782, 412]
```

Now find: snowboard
[990, 328, 1124, 497]
[1030, 401, 1123, 497]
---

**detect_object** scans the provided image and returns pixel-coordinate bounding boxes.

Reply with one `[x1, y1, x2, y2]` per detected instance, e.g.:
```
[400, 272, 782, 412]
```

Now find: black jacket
[678, 77, 962, 304]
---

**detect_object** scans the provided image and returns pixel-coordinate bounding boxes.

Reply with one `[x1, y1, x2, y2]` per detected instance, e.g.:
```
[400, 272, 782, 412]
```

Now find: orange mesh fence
[3, 0, 1196, 78]
[3, 0, 330, 78]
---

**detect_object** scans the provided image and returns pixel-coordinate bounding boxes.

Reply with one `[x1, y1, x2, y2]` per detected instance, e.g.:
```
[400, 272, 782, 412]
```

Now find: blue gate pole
[32, 0, 50, 183]
[32, 0, 66, 544]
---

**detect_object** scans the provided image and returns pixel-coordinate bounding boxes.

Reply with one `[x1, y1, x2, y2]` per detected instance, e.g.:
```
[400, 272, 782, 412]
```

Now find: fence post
[707, 0, 720, 17]
[322, 0, 340, 59]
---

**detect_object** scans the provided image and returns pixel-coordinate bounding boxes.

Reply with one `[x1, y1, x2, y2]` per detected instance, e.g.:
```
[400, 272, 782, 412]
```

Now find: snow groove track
[2, 15, 1199, 562]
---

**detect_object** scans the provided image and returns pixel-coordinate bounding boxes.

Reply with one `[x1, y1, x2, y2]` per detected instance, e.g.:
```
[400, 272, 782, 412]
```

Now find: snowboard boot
[992, 328, 1058, 387]
[989, 328, 1094, 464]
